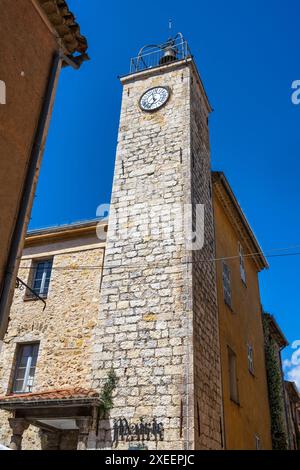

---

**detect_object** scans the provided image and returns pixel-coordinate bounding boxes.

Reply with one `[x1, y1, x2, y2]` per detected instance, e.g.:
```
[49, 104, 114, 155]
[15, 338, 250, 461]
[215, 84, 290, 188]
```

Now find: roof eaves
[0, 396, 102, 411]
[27, 219, 104, 238]
[285, 381, 300, 401]
[37, 0, 89, 63]
[25, 219, 107, 247]
[212, 171, 269, 270]
[264, 313, 289, 349]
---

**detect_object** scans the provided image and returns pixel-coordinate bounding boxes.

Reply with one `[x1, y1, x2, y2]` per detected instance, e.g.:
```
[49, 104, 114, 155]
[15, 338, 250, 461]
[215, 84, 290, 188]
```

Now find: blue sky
[30, 0, 300, 379]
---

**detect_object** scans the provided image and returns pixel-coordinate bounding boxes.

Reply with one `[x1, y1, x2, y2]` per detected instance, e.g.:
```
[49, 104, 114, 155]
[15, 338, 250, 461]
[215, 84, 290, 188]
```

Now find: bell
[159, 45, 177, 65]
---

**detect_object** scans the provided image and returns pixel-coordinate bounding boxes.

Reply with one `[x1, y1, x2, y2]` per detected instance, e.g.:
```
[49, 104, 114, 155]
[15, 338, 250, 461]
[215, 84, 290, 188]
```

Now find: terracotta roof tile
[0, 387, 99, 403]
[37, 0, 88, 58]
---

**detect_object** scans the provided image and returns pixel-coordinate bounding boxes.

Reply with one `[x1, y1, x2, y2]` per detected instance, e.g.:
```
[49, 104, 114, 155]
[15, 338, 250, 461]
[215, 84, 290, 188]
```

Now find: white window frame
[30, 259, 53, 298]
[238, 242, 246, 285]
[247, 343, 255, 375]
[12, 343, 39, 394]
[222, 261, 232, 308]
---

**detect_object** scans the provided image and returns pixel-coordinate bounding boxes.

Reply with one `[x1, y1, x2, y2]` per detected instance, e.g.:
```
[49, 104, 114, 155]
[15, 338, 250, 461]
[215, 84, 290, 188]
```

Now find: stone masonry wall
[190, 69, 223, 449]
[92, 61, 194, 450]
[92, 60, 222, 450]
[0, 235, 104, 449]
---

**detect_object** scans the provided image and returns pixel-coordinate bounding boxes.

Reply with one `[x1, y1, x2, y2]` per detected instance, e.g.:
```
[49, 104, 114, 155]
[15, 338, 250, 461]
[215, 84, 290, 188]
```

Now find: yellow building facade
[213, 172, 273, 449]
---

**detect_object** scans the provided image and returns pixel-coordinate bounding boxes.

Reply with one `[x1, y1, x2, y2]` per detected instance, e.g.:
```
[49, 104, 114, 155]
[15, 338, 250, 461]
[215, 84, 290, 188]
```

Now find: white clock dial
[139, 86, 170, 112]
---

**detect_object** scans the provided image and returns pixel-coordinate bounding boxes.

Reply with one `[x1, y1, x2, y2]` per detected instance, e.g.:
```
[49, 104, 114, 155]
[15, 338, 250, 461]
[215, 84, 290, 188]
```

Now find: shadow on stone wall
[96, 418, 113, 450]
[40, 429, 79, 450]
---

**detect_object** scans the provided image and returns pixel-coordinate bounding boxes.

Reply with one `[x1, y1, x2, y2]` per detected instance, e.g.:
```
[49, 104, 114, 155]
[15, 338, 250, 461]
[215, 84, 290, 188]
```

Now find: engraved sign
[112, 418, 164, 445]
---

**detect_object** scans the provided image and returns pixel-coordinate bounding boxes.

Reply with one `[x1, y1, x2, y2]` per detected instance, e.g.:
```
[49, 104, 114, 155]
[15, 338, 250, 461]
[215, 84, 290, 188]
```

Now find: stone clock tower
[92, 35, 223, 450]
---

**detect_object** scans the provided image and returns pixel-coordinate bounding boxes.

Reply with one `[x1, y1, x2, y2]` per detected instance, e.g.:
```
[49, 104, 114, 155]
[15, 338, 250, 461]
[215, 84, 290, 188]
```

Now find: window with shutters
[247, 344, 255, 375]
[0, 80, 6, 105]
[222, 261, 232, 308]
[228, 346, 239, 404]
[238, 242, 246, 285]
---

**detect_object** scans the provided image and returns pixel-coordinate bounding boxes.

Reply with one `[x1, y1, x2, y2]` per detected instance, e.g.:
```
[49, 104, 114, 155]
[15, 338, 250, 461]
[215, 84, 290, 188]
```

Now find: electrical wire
[17, 245, 300, 271]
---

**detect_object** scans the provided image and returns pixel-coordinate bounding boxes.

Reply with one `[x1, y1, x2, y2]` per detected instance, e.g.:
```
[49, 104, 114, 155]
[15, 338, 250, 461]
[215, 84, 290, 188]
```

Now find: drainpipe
[0, 51, 65, 339]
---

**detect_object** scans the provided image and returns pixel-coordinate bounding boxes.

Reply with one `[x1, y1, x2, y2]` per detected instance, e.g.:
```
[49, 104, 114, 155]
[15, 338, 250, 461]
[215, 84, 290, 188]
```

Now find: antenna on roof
[169, 18, 172, 33]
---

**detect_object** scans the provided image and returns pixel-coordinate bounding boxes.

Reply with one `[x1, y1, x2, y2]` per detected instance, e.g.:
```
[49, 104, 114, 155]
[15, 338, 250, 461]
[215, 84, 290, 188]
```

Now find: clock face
[139, 86, 170, 112]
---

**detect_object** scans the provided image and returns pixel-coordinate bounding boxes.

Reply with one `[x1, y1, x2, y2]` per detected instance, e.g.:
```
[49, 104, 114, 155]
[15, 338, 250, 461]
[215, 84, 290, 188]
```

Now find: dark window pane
[15, 368, 26, 380]
[22, 345, 32, 357]
[33, 280, 42, 290]
[19, 355, 28, 366]
[13, 380, 24, 393]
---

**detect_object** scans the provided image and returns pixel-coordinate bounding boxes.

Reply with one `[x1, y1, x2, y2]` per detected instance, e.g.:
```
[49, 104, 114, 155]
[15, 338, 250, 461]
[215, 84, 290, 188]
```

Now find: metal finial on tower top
[129, 33, 191, 74]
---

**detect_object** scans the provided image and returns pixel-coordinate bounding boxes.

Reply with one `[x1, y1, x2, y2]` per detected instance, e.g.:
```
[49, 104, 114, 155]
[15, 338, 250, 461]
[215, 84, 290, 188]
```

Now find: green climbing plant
[263, 315, 288, 450]
[99, 368, 118, 417]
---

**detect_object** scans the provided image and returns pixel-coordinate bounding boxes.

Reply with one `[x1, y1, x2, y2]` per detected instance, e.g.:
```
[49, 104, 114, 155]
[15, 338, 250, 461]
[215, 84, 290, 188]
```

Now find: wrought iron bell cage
[129, 33, 192, 74]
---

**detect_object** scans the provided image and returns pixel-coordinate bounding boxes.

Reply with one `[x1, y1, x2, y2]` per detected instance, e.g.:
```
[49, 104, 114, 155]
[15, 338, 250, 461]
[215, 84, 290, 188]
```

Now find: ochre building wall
[0, 0, 57, 298]
[213, 194, 272, 450]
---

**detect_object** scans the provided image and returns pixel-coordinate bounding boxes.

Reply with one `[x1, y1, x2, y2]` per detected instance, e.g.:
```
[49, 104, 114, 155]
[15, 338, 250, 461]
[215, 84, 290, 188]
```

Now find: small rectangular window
[28, 259, 53, 298]
[222, 262, 232, 308]
[247, 344, 255, 375]
[12, 343, 39, 394]
[238, 242, 246, 284]
[255, 435, 261, 450]
[228, 347, 239, 404]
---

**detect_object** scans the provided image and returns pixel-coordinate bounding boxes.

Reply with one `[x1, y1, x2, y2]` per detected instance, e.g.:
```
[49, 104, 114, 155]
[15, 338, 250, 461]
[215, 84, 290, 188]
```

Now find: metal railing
[129, 33, 192, 74]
